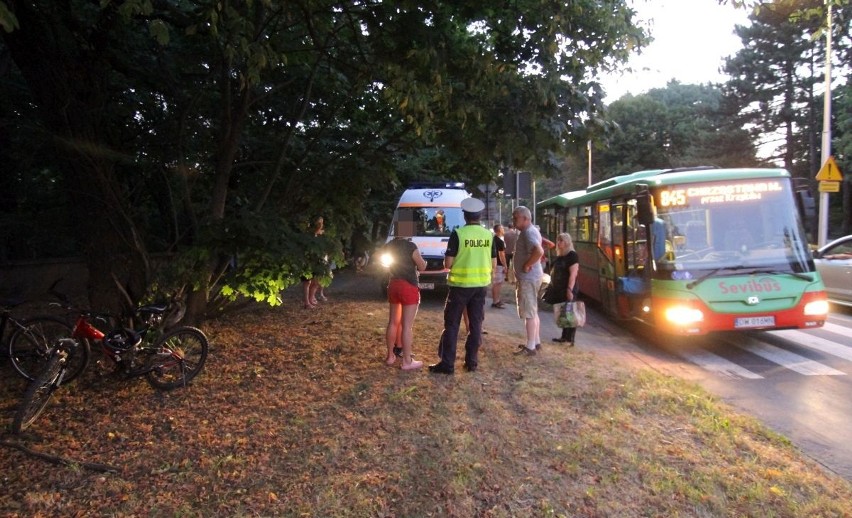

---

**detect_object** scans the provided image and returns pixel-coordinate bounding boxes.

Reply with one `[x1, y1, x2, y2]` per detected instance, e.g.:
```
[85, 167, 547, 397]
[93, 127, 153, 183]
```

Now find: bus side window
[598, 209, 612, 247]
[567, 208, 578, 237]
[577, 216, 591, 242]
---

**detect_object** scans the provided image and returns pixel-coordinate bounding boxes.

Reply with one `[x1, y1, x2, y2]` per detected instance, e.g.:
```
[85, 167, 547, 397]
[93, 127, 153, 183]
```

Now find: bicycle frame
[1, 300, 32, 343]
[71, 307, 195, 380]
[13, 299, 208, 433]
[72, 315, 106, 342]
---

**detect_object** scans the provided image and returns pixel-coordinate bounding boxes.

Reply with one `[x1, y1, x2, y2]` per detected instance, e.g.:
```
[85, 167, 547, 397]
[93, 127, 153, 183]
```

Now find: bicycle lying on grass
[11, 297, 209, 434]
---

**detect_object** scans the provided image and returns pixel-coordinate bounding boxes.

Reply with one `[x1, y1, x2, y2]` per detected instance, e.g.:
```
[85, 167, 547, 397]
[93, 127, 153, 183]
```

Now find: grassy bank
[1, 276, 851, 517]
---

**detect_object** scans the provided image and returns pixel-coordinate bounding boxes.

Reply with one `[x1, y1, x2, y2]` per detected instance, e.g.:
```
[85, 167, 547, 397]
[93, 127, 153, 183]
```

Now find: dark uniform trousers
[436, 286, 487, 371]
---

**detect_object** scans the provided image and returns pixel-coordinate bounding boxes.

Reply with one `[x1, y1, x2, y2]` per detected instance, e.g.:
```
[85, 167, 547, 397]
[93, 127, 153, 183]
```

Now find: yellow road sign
[819, 181, 840, 193]
[815, 156, 843, 181]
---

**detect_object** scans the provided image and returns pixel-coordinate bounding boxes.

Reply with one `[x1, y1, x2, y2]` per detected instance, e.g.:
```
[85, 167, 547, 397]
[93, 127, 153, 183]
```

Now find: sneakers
[515, 345, 536, 356]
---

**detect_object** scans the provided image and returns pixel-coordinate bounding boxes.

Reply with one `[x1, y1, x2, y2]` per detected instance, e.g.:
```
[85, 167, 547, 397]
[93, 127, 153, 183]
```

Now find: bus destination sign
[658, 181, 784, 208]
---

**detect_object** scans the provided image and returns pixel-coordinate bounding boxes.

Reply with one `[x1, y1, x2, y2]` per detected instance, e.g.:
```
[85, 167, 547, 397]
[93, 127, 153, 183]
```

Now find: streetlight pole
[818, 0, 832, 247]
[587, 139, 592, 187]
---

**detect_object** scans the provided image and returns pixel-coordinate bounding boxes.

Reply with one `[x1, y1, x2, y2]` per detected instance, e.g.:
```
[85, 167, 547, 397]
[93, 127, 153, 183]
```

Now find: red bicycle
[12, 297, 208, 433]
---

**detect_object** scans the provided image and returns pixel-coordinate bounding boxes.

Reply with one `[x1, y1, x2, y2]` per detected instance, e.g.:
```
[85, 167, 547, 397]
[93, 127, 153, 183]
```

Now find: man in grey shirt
[511, 206, 544, 355]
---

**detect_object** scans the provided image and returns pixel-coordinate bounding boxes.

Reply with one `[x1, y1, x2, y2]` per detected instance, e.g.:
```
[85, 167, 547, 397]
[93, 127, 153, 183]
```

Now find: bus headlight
[664, 305, 704, 325]
[379, 252, 394, 268]
[803, 299, 829, 316]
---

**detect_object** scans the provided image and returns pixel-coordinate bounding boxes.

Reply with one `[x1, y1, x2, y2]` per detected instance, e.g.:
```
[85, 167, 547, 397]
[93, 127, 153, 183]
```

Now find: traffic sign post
[817, 3, 834, 248]
[818, 181, 840, 193]
[815, 156, 843, 246]
[815, 156, 842, 182]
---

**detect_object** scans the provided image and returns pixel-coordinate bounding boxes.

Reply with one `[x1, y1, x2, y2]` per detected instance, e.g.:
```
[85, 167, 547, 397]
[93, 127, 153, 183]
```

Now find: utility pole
[817, 0, 832, 247]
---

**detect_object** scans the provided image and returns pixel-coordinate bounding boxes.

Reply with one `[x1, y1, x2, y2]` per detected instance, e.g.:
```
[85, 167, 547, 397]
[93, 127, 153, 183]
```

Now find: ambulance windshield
[394, 207, 465, 237]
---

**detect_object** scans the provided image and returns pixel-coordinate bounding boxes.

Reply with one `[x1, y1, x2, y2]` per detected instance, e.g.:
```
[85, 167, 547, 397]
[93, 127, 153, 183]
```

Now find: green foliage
[0, 0, 649, 318]
[0, 1, 17, 32]
[593, 82, 760, 179]
[721, 1, 852, 179]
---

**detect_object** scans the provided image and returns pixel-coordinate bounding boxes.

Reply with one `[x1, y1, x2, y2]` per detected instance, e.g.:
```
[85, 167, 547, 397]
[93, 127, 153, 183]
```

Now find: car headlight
[379, 252, 394, 268]
[803, 299, 829, 316]
[664, 305, 704, 325]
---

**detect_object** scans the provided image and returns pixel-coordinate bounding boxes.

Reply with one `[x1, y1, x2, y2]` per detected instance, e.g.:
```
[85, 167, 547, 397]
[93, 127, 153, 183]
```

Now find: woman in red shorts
[384, 221, 427, 370]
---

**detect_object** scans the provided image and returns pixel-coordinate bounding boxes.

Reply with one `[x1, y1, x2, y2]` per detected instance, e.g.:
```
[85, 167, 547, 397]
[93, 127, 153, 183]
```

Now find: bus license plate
[418, 283, 435, 290]
[735, 316, 775, 328]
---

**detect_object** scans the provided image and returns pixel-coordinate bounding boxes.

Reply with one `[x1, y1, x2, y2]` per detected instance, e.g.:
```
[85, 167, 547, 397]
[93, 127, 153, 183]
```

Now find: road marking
[820, 322, 852, 341]
[827, 312, 852, 326]
[737, 339, 845, 376]
[771, 328, 852, 363]
[676, 349, 763, 379]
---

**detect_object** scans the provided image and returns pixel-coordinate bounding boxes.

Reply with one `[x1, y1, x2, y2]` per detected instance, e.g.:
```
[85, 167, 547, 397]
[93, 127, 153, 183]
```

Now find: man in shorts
[511, 206, 544, 355]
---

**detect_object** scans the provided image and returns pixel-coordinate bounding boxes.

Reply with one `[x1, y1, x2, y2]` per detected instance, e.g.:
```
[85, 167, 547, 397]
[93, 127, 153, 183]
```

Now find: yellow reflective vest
[448, 225, 493, 287]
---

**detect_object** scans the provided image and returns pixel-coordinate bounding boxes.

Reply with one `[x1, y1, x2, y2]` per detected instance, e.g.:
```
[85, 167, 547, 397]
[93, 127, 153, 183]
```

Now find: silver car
[813, 235, 852, 307]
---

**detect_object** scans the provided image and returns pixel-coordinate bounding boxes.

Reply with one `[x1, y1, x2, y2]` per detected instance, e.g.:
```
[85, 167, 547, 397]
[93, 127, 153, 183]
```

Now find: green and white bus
[538, 167, 829, 335]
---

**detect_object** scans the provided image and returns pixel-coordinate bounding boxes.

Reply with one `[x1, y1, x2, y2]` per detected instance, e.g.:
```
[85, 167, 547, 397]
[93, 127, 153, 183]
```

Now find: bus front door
[596, 202, 618, 315]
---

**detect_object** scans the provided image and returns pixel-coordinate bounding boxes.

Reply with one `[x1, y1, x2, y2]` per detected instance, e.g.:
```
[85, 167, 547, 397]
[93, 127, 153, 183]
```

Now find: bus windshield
[652, 178, 813, 275]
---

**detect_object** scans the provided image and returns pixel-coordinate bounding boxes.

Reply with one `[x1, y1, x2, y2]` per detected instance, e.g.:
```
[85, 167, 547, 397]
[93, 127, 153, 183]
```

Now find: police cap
[461, 197, 485, 218]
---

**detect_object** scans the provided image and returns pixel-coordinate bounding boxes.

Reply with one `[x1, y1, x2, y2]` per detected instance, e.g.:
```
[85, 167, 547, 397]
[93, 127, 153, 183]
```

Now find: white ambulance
[377, 182, 471, 293]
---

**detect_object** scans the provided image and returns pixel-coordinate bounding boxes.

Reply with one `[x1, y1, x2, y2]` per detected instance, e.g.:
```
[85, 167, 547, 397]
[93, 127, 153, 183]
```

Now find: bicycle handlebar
[48, 279, 183, 325]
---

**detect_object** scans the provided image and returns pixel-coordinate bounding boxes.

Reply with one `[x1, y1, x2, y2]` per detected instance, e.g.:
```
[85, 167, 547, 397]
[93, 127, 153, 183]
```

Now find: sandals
[491, 301, 506, 309]
[401, 360, 423, 371]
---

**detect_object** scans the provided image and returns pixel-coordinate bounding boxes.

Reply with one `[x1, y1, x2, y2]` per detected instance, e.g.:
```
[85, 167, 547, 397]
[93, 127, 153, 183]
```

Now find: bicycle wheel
[145, 326, 209, 390]
[8, 316, 87, 382]
[12, 351, 65, 433]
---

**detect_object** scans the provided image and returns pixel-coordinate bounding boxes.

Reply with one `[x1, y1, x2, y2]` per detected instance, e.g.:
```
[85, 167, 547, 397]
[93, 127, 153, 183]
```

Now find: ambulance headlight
[379, 252, 394, 268]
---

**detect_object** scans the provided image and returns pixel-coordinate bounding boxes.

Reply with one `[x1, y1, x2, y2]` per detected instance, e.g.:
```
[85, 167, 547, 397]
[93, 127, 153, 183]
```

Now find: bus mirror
[636, 193, 654, 226]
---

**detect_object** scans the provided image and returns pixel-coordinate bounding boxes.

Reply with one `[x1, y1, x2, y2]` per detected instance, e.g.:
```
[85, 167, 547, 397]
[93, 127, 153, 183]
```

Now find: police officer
[429, 198, 497, 374]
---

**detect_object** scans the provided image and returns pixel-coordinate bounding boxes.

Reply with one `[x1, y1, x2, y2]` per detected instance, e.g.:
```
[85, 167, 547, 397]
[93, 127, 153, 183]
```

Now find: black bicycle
[2, 297, 80, 381]
[11, 299, 208, 434]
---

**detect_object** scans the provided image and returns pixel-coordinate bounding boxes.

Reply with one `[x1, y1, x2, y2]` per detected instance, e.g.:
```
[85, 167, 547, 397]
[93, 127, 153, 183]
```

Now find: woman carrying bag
[544, 232, 580, 346]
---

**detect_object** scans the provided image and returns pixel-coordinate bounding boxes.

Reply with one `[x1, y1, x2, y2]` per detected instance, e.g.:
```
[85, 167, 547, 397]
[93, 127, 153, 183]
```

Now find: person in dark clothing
[491, 224, 507, 308]
[503, 223, 519, 283]
[544, 232, 580, 345]
[429, 198, 497, 374]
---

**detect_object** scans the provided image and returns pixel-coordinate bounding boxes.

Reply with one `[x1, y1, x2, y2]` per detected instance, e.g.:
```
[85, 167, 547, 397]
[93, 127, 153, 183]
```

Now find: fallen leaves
[1, 272, 851, 517]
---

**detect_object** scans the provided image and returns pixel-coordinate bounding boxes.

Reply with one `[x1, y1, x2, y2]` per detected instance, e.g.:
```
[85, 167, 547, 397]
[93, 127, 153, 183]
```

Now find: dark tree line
[0, 1, 647, 320]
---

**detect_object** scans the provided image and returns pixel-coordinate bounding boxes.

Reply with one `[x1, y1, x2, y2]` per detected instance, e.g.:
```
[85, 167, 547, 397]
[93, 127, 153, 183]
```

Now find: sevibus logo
[423, 190, 443, 202]
[717, 277, 781, 295]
